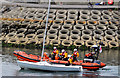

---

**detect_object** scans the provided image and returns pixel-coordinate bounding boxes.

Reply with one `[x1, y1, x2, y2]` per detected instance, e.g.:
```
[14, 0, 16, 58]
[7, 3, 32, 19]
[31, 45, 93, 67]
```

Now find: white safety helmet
[62, 49, 65, 52]
[74, 49, 77, 51]
[53, 47, 56, 49]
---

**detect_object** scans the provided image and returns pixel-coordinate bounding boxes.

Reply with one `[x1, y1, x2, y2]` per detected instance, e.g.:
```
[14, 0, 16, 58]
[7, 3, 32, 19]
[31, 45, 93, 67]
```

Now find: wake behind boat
[17, 61, 83, 72]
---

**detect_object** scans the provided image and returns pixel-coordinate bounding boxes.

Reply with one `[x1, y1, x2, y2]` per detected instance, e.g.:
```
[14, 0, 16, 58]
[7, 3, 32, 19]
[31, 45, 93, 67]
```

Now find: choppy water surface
[1, 47, 119, 77]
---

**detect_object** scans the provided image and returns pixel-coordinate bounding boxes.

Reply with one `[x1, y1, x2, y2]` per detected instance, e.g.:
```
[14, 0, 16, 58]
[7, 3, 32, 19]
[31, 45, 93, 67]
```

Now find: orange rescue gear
[43, 52, 49, 59]
[68, 57, 73, 64]
[64, 52, 68, 58]
[85, 53, 92, 57]
[72, 51, 79, 57]
[55, 55, 59, 60]
[52, 49, 59, 55]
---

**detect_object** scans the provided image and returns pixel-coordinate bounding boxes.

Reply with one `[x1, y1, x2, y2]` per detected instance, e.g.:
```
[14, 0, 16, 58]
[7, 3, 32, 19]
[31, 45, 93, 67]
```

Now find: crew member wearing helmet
[59, 49, 68, 61]
[72, 49, 79, 62]
[51, 47, 59, 60]
[59, 49, 65, 60]
[84, 51, 96, 62]
[63, 49, 68, 61]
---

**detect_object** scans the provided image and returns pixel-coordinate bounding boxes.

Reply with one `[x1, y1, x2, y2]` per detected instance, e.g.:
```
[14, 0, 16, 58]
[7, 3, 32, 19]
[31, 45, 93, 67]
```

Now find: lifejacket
[85, 53, 92, 57]
[73, 51, 79, 57]
[68, 57, 73, 64]
[64, 52, 68, 58]
[53, 49, 59, 55]
[55, 55, 59, 60]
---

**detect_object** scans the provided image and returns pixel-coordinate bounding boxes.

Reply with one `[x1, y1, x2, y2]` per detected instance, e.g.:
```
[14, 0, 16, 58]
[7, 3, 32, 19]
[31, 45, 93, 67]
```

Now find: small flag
[99, 45, 102, 53]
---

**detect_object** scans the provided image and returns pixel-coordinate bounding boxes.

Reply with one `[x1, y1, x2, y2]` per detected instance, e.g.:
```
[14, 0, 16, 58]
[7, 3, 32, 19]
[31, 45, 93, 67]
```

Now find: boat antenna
[41, 0, 51, 61]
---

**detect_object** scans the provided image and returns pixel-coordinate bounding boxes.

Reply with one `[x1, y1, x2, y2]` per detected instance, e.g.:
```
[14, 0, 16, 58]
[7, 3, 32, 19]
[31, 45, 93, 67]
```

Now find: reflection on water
[1, 47, 119, 77]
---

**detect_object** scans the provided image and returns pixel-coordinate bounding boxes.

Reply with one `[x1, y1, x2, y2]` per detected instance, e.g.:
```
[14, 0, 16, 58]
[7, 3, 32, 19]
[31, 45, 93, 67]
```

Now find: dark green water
[1, 47, 119, 77]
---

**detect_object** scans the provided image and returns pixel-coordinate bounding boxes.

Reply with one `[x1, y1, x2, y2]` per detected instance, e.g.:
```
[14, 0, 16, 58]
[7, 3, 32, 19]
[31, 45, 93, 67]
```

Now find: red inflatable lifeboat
[13, 50, 106, 70]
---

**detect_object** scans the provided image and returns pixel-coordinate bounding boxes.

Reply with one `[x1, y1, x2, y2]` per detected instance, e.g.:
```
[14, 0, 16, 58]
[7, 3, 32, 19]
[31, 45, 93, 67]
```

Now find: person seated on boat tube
[72, 49, 79, 62]
[51, 47, 59, 60]
[84, 52, 96, 63]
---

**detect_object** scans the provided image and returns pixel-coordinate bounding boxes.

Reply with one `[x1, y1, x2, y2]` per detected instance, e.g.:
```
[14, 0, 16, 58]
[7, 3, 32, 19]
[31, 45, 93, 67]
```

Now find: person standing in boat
[72, 49, 79, 62]
[66, 56, 73, 66]
[62, 49, 68, 61]
[58, 49, 65, 60]
[51, 47, 59, 60]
